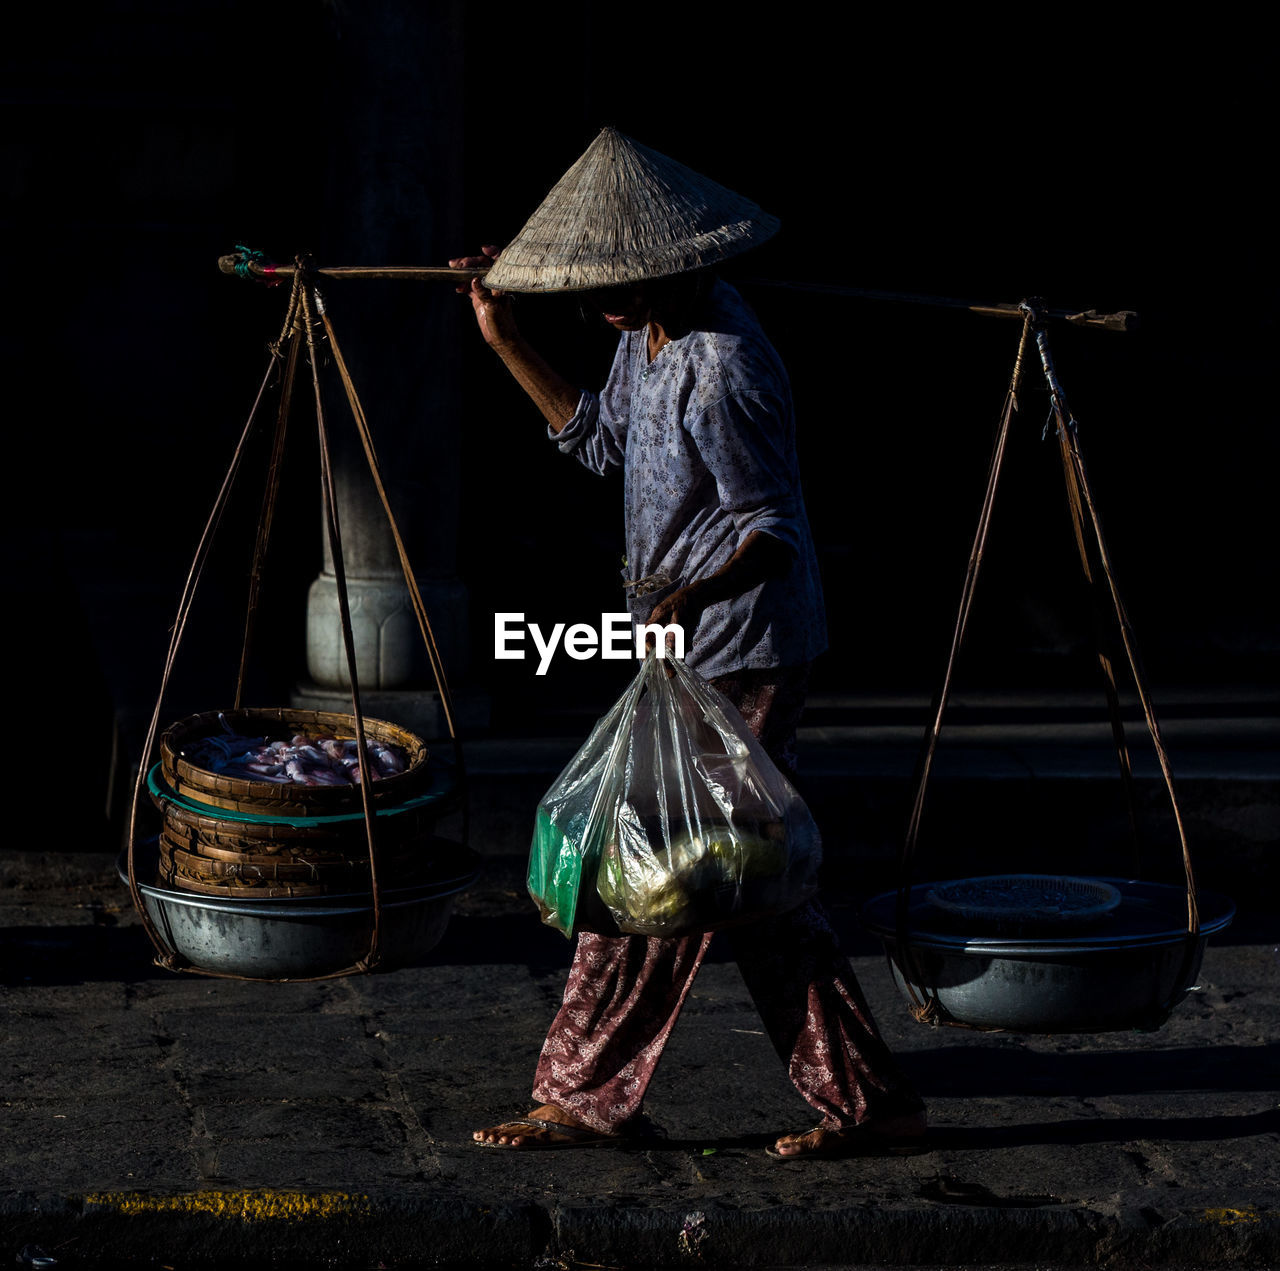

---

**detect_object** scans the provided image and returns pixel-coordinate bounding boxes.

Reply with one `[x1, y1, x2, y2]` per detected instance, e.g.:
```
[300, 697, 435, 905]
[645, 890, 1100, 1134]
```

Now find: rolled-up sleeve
[549, 337, 631, 475]
[686, 390, 803, 556]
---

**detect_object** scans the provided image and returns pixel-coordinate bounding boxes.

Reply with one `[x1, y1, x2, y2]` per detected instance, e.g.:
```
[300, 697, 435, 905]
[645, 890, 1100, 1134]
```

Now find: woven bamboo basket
[160, 708, 430, 817]
[159, 836, 336, 897]
[153, 776, 449, 856]
[157, 830, 442, 899]
[150, 708, 458, 900]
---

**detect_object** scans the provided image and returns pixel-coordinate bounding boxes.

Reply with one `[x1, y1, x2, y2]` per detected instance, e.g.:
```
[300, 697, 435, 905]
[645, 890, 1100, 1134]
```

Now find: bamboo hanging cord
[1033, 323, 1199, 935]
[894, 303, 1200, 1028]
[298, 278, 384, 972]
[320, 308, 460, 743]
[234, 292, 301, 710]
[893, 311, 1032, 1027]
[127, 274, 305, 972]
[319, 294, 472, 868]
[128, 261, 466, 981]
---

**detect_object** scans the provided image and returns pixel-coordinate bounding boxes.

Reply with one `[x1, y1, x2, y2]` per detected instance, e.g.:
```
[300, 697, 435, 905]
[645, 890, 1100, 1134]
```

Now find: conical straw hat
[481, 127, 779, 293]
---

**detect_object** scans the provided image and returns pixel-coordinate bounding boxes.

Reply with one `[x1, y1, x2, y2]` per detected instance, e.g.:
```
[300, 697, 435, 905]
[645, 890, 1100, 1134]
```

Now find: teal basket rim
[146, 760, 458, 827]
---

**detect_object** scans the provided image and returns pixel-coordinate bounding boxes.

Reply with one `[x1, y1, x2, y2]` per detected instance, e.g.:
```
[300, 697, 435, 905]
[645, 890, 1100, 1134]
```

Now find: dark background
[6, 4, 1273, 842]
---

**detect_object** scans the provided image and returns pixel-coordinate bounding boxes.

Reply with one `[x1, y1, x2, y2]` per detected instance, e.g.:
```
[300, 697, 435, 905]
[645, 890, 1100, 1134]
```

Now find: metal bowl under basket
[120, 838, 479, 979]
[861, 878, 1234, 1033]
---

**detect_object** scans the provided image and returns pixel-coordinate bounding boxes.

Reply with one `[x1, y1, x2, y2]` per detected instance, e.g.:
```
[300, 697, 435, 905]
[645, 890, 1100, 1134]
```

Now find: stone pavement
[3, 857, 1277, 1270]
[2, 694, 1277, 1269]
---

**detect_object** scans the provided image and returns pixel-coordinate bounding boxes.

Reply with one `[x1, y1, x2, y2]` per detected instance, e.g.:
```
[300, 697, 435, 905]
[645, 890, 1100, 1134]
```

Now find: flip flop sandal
[765, 1125, 930, 1160]
[474, 1117, 627, 1150]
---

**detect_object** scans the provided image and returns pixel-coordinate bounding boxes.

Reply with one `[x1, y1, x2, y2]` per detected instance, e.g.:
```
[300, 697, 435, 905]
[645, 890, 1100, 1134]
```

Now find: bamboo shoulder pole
[742, 278, 1137, 332]
[218, 255, 489, 284]
[217, 249, 1136, 332]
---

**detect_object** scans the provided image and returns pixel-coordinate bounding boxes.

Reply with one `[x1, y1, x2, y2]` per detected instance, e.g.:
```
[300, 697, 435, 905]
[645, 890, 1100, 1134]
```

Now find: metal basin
[119, 839, 480, 979]
[860, 878, 1235, 1033]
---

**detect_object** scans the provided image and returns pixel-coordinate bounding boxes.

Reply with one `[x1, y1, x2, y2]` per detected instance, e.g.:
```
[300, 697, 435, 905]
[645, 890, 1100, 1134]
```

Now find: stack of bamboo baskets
[149, 708, 454, 899]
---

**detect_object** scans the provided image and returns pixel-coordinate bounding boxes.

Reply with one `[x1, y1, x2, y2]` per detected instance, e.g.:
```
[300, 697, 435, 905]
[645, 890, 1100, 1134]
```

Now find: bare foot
[472, 1103, 599, 1148]
[772, 1109, 927, 1158]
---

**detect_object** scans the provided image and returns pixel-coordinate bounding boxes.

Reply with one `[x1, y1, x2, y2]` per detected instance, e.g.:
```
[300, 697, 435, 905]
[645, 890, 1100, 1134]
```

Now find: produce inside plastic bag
[527, 652, 821, 938]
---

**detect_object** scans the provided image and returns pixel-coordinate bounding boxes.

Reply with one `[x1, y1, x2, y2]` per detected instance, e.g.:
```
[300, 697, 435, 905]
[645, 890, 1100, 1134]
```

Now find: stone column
[291, 0, 486, 739]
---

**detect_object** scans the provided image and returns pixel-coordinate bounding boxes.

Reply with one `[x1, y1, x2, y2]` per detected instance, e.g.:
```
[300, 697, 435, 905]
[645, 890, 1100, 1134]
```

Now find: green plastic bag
[527, 652, 821, 938]
[528, 804, 618, 937]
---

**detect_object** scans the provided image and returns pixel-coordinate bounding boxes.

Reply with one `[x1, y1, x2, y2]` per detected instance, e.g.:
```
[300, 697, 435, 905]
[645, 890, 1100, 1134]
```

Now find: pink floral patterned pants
[531, 665, 923, 1135]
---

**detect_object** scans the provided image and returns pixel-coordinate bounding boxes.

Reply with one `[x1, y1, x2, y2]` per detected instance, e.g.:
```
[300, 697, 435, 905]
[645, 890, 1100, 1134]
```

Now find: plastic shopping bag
[527, 652, 822, 938]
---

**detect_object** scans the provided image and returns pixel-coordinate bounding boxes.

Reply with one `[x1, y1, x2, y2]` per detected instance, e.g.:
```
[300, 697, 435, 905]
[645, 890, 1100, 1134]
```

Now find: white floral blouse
[552, 279, 827, 679]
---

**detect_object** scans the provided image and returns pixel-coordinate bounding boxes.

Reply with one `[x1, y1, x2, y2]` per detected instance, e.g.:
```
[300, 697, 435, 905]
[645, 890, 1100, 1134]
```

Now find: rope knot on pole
[231, 244, 266, 279]
[1019, 297, 1047, 328]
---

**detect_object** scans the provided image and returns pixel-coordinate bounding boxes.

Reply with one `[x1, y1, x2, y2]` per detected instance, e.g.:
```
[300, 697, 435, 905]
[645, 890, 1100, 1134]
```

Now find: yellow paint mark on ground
[83, 1190, 370, 1221]
[1201, 1206, 1261, 1225]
